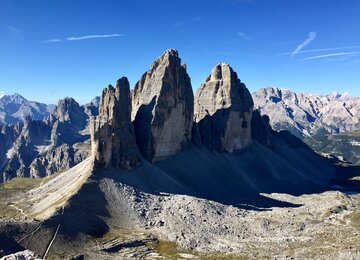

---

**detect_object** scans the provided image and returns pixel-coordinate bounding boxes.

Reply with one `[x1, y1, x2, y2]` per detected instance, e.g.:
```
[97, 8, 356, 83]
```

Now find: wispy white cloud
[280, 45, 360, 56]
[292, 31, 316, 56]
[43, 39, 62, 43]
[237, 32, 250, 41]
[67, 34, 123, 41]
[303, 51, 360, 60]
[5, 25, 21, 36]
[43, 33, 123, 43]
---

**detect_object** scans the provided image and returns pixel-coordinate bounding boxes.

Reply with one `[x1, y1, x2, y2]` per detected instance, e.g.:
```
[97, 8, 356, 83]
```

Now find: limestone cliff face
[91, 77, 141, 169]
[194, 63, 254, 152]
[251, 109, 274, 148]
[253, 87, 360, 136]
[132, 49, 194, 161]
[0, 97, 94, 182]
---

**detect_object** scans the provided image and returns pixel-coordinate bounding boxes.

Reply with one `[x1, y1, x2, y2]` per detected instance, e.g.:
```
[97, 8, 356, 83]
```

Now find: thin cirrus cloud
[43, 39, 62, 43]
[43, 33, 123, 43]
[291, 31, 317, 56]
[303, 51, 360, 60]
[280, 45, 360, 56]
[237, 32, 250, 41]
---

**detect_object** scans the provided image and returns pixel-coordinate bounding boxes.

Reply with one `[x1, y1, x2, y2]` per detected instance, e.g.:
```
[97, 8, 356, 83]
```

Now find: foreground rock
[0, 250, 41, 260]
[1, 148, 358, 259]
[91, 77, 141, 169]
[132, 49, 194, 162]
[194, 63, 254, 152]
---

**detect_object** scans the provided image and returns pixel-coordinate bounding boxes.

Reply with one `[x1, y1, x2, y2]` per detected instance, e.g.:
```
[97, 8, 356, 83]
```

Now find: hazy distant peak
[258, 87, 357, 100]
[253, 87, 360, 136]
[0, 93, 54, 125]
[90, 96, 100, 106]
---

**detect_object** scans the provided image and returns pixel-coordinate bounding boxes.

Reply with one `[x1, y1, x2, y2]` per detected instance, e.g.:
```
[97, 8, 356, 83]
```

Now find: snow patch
[6, 147, 15, 159]
[0, 91, 5, 99]
[35, 145, 51, 154]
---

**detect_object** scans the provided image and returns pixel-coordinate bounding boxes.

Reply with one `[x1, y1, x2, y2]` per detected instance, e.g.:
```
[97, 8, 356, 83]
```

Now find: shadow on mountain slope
[2, 130, 359, 258]
[98, 135, 337, 210]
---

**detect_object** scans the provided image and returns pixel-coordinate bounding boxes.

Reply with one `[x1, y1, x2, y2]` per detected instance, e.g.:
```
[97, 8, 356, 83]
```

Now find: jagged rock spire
[132, 49, 194, 162]
[91, 77, 141, 169]
[194, 63, 254, 152]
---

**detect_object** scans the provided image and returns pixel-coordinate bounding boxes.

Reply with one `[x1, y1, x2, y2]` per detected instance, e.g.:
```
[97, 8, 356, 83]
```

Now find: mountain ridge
[253, 86, 360, 164]
[0, 93, 55, 126]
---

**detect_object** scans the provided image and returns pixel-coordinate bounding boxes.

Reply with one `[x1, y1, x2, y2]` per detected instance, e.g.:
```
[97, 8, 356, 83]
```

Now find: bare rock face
[194, 63, 254, 152]
[132, 49, 194, 161]
[0, 97, 94, 182]
[252, 87, 360, 136]
[251, 109, 274, 148]
[91, 77, 141, 169]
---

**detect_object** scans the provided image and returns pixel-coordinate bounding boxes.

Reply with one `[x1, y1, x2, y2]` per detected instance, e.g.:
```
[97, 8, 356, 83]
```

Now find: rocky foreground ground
[1, 165, 360, 259]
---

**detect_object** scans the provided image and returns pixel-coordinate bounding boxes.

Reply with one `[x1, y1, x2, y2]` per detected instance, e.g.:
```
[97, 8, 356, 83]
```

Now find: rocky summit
[131, 49, 194, 162]
[194, 63, 254, 152]
[91, 77, 141, 169]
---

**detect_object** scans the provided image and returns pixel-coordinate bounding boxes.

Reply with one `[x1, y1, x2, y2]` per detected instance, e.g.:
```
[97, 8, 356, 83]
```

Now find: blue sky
[1, 0, 360, 104]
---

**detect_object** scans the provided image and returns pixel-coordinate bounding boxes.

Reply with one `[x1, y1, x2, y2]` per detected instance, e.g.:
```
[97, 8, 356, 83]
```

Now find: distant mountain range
[253, 87, 360, 164]
[0, 96, 100, 182]
[0, 93, 55, 125]
[1, 85, 359, 167]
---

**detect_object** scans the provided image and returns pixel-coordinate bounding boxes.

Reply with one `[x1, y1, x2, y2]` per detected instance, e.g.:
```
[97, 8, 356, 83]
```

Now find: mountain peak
[163, 48, 179, 57]
[91, 76, 141, 169]
[194, 63, 254, 152]
[0, 93, 53, 125]
[209, 63, 235, 81]
[132, 49, 193, 161]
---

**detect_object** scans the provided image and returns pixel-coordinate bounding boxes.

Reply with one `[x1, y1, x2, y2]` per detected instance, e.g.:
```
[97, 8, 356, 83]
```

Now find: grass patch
[154, 240, 179, 256]
[154, 240, 246, 260]
[1, 177, 43, 190]
[0, 203, 20, 219]
[0, 176, 57, 220]
[351, 211, 360, 231]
